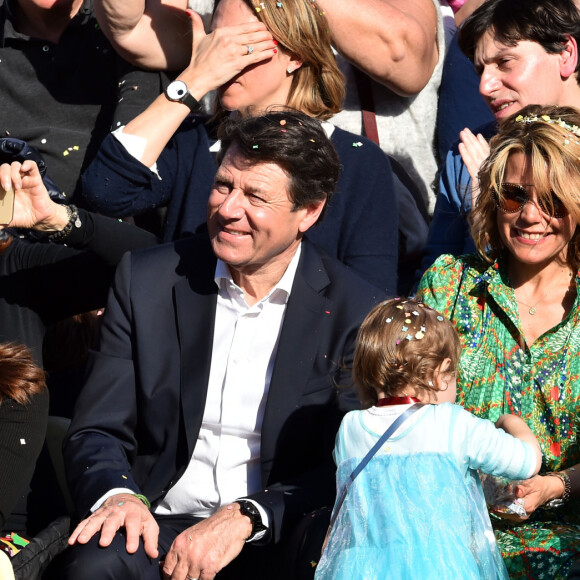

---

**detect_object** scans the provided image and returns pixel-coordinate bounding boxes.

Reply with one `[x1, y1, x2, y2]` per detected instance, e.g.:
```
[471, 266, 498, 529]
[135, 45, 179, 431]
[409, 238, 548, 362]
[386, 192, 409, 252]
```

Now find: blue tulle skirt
[315, 452, 508, 580]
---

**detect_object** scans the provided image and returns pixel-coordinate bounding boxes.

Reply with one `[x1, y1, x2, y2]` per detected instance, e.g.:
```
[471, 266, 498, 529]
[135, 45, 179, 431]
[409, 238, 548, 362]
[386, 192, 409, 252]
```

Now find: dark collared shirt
[0, 0, 163, 201]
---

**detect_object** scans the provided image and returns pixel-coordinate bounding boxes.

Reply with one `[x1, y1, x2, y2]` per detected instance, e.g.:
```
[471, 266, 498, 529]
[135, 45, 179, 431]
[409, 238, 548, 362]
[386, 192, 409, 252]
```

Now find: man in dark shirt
[0, 0, 162, 202]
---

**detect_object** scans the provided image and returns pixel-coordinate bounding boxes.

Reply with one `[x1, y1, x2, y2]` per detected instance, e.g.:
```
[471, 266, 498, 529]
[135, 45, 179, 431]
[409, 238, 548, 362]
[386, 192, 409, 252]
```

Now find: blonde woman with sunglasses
[417, 104, 580, 579]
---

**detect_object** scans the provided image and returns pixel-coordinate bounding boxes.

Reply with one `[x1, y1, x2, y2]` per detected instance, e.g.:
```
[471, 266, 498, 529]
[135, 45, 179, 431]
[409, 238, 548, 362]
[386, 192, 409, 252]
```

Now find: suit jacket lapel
[260, 241, 331, 483]
[174, 247, 218, 459]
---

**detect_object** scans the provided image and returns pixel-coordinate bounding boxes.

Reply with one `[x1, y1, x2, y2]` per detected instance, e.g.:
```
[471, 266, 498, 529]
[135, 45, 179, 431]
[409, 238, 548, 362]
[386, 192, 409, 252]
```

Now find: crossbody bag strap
[328, 403, 425, 531]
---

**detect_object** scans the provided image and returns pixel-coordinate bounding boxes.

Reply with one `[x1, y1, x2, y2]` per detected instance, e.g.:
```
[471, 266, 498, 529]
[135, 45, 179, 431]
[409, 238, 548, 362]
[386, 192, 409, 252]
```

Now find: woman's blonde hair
[353, 299, 461, 409]
[473, 104, 580, 268]
[214, 0, 345, 120]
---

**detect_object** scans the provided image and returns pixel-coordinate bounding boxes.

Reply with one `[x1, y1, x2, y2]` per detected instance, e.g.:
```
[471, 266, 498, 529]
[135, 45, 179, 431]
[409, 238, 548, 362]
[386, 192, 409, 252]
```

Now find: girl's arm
[495, 414, 542, 474]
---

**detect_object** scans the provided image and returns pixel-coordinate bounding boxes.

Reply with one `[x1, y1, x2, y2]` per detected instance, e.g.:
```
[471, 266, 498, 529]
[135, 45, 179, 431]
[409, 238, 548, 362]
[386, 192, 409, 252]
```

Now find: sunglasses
[492, 183, 569, 218]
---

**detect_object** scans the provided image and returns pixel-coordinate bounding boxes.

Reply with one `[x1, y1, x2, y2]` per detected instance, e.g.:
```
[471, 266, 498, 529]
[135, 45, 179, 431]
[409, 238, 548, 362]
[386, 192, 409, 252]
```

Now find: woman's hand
[0, 161, 69, 231]
[180, 9, 277, 99]
[458, 128, 490, 210]
[491, 474, 565, 521]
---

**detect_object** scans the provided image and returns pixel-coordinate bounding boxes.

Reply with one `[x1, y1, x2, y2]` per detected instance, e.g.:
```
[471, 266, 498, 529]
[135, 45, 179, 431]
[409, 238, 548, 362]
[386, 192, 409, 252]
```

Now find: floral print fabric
[417, 253, 580, 579]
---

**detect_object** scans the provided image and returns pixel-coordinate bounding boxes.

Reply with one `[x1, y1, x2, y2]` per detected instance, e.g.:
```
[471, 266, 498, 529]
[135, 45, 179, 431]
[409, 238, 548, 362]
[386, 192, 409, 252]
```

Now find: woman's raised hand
[0, 161, 69, 231]
[180, 9, 277, 98]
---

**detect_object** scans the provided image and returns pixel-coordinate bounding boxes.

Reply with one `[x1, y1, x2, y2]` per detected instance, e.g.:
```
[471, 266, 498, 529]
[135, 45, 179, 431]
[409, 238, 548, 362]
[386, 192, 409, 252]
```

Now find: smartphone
[0, 184, 14, 225]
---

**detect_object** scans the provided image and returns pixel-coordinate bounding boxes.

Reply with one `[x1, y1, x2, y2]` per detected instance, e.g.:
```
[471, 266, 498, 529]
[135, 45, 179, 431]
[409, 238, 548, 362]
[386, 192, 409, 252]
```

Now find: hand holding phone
[0, 184, 14, 226]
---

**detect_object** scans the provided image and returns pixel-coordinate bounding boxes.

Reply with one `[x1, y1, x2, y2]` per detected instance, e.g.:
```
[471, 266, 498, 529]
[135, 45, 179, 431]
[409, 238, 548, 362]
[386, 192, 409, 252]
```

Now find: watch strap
[544, 470, 572, 508]
[179, 91, 202, 113]
[236, 499, 268, 542]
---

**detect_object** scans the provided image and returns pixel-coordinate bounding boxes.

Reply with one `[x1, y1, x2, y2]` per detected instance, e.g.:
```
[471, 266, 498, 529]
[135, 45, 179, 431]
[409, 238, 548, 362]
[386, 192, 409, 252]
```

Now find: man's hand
[458, 127, 490, 209]
[162, 504, 252, 580]
[68, 493, 160, 558]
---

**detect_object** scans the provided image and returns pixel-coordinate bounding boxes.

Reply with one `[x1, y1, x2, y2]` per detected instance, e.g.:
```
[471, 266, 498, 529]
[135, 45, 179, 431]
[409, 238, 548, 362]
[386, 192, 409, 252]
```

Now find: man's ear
[560, 36, 578, 79]
[297, 197, 326, 233]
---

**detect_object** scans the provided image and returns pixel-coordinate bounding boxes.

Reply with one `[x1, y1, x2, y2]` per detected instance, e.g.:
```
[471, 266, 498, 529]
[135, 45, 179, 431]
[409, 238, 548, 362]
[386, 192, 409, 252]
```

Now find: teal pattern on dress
[417, 253, 580, 580]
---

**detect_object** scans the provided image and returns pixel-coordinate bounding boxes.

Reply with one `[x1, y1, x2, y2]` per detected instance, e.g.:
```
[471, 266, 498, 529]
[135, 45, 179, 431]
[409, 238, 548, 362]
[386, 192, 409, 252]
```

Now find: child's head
[353, 299, 461, 408]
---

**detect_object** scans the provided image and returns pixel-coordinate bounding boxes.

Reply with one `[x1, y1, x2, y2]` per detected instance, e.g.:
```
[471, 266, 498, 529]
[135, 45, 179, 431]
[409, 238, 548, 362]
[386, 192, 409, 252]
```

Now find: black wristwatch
[164, 80, 202, 112]
[236, 499, 268, 542]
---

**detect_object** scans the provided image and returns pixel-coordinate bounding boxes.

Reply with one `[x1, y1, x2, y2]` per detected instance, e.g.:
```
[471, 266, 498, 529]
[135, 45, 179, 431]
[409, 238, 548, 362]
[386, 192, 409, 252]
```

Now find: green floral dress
[417, 253, 580, 580]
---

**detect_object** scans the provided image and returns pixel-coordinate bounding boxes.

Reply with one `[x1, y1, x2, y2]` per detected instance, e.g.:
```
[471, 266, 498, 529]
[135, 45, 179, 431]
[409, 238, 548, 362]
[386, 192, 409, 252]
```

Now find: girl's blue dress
[315, 403, 538, 580]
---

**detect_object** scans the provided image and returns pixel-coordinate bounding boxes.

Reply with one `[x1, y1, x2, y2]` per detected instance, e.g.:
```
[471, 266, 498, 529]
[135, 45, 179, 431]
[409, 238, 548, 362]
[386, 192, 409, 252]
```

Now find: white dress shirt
[154, 246, 301, 517]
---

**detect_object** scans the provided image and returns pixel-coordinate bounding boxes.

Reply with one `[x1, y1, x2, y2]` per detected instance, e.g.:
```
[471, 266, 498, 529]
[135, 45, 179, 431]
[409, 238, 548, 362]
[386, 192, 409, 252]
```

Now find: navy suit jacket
[64, 235, 385, 543]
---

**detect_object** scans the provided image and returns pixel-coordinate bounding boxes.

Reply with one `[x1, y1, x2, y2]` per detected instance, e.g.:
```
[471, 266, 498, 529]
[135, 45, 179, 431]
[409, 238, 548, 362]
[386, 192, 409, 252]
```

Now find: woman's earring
[287, 66, 294, 74]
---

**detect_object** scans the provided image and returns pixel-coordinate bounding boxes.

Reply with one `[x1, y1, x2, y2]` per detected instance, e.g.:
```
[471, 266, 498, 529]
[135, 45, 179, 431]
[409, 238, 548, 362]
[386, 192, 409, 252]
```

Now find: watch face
[166, 81, 188, 101]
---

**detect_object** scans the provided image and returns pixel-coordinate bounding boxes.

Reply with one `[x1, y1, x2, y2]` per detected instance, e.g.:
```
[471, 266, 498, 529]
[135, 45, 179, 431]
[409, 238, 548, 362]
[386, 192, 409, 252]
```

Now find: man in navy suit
[61, 111, 385, 579]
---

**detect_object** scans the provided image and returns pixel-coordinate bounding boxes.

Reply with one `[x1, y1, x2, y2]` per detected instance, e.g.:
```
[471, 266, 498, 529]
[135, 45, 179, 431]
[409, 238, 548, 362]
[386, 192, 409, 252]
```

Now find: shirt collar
[320, 120, 335, 139]
[2, 0, 16, 41]
[214, 243, 302, 305]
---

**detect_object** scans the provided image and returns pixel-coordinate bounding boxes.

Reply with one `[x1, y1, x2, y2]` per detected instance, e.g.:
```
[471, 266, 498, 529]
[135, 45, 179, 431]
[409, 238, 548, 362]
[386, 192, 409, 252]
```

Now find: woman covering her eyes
[81, 0, 407, 295]
[417, 104, 580, 579]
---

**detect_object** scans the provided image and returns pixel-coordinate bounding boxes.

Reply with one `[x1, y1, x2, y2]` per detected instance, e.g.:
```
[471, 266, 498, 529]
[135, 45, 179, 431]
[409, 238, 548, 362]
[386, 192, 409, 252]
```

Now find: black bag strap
[328, 403, 425, 531]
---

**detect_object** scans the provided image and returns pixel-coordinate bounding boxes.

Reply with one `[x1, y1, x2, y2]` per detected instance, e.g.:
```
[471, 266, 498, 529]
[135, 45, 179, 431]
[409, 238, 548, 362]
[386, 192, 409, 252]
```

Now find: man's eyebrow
[213, 175, 268, 197]
[214, 173, 232, 183]
[476, 46, 512, 66]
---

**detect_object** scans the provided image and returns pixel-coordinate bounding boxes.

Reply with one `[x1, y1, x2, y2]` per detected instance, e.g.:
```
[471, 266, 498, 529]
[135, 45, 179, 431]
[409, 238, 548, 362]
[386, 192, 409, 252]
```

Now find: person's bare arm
[315, 0, 439, 96]
[94, 0, 192, 70]
[454, 0, 487, 27]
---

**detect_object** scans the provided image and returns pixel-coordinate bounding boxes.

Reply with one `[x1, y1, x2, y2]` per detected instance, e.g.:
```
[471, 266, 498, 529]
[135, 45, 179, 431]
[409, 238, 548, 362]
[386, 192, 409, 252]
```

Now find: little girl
[315, 298, 542, 580]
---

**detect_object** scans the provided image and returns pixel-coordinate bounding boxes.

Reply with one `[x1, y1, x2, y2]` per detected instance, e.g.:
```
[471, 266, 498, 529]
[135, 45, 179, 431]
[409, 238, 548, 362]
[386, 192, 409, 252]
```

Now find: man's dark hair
[459, 0, 580, 84]
[217, 109, 341, 223]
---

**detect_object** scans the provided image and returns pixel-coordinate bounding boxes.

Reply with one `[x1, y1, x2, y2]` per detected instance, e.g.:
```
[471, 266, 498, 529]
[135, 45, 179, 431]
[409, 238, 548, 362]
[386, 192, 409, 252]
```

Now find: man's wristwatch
[164, 80, 202, 112]
[236, 500, 268, 542]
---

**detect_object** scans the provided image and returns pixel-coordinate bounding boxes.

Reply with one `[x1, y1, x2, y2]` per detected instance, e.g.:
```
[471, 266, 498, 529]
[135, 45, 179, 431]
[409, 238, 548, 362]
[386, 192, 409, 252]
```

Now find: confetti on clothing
[417, 253, 580, 579]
